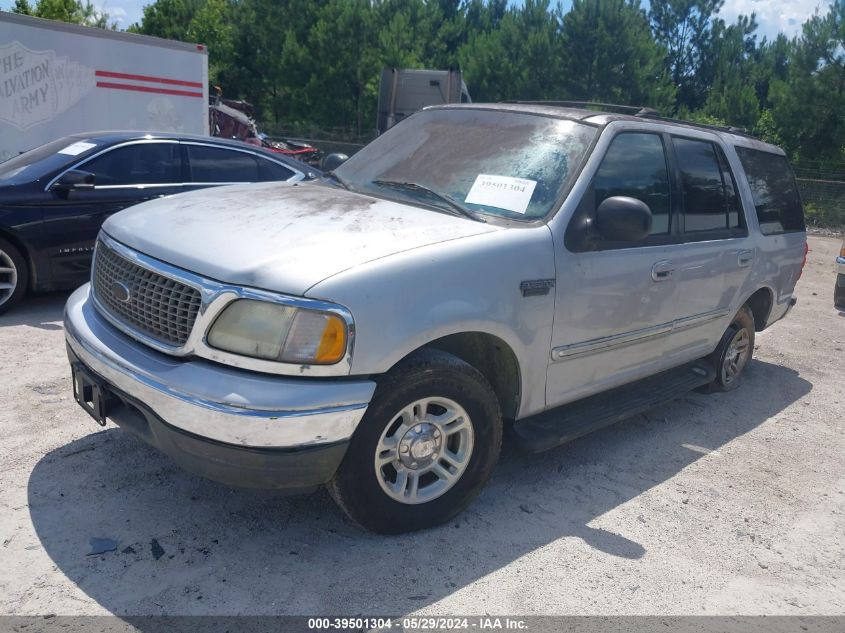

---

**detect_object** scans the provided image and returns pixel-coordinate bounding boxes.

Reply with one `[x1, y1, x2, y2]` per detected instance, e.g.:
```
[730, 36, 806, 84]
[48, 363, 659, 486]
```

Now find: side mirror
[51, 170, 96, 192]
[595, 196, 652, 242]
[321, 153, 348, 172]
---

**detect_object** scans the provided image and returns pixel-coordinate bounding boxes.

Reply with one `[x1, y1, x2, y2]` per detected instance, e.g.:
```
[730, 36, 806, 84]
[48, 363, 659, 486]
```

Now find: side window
[80, 143, 181, 186]
[187, 145, 260, 182]
[715, 146, 743, 229]
[257, 157, 296, 181]
[672, 137, 730, 232]
[735, 147, 805, 234]
[593, 132, 671, 235]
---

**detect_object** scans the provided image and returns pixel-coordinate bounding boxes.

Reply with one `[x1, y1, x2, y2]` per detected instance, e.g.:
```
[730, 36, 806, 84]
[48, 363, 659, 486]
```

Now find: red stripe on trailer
[96, 81, 203, 98]
[95, 70, 203, 88]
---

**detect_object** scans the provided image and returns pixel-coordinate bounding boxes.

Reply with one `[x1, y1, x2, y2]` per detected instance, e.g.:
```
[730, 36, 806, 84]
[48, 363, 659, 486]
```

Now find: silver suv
[64, 104, 807, 533]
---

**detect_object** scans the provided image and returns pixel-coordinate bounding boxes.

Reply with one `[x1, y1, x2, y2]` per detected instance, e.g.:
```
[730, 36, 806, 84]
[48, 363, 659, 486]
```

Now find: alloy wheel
[721, 327, 751, 385]
[374, 396, 474, 504]
[0, 248, 18, 308]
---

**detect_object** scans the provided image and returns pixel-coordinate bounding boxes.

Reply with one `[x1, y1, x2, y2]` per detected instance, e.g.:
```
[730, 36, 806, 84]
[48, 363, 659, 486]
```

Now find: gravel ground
[0, 235, 843, 618]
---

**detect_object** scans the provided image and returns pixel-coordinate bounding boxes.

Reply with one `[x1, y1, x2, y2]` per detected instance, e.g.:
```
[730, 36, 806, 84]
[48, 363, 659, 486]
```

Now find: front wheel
[329, 349, 502, 534]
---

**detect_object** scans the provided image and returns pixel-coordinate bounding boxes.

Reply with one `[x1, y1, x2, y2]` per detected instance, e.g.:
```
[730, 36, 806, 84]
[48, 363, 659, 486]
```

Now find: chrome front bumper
[64, 284, 375, 449]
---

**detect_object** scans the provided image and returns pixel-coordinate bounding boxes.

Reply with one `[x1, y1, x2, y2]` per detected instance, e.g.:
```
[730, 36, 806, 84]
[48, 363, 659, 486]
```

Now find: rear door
[42, 140, 185, 286]
[660, 134, 754, 368]
[733, 145, 806, 318]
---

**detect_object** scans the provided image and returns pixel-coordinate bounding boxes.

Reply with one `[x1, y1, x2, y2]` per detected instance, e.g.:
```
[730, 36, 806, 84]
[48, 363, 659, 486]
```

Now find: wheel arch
[387, 331, 522, 421]
[743, 286, 774, 332]
[0, 227, 36, 290]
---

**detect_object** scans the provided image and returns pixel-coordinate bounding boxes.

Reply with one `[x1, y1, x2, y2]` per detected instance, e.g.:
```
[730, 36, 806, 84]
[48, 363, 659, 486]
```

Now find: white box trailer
[0, 11, 208, 162]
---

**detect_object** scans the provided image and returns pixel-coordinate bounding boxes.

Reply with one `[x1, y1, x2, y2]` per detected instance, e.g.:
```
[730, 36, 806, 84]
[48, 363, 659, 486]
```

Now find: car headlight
[207, 299, 348, 365]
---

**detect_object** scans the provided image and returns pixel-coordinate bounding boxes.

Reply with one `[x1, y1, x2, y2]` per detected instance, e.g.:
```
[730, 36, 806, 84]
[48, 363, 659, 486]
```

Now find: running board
[513, 359, 716, 453]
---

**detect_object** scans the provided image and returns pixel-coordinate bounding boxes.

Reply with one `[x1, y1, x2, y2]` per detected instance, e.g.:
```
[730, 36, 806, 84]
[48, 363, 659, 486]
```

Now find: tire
[0, 237, 28, 316]
[835, 274, 845, 309]
[701, 305, 755, 393]
[328, 349, 502, 534]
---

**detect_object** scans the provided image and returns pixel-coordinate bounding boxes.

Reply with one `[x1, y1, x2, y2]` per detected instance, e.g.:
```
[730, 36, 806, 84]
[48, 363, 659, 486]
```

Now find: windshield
[336, 108, 596, 220]
[0, 137, 98, 185]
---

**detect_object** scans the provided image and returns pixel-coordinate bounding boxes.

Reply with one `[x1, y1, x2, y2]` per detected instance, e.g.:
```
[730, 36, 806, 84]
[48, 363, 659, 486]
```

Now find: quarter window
[257, 158, 296, 181]
[593, 133, 671, 235]
[187, 145, 260, 182]
[735, 147, 805, 234]
[80, 143, 181, 186]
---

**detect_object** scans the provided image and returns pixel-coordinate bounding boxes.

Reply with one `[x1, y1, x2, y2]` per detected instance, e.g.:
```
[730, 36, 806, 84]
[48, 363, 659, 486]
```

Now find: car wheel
[835, 274, 845, 309]
[701, 305, 755, 393]
[328, 349, 502, 534]
[0, 237, 28, 316]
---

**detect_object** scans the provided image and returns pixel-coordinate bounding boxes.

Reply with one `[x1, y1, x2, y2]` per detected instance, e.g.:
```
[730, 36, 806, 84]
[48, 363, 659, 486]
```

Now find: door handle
[651, 260, 675, 282]
[738, 250, 754, 267]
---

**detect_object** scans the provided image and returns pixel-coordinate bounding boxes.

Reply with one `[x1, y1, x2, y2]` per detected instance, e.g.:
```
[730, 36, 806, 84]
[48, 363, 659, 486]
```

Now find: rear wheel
[701, 305, 755, 393]
[0, 237, 27, 316]
[329, 349, 502, 534]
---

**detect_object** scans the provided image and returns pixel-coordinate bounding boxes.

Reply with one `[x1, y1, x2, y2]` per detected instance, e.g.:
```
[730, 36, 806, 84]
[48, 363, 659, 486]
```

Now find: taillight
[840, 243, 845, 258]
[798, 241, 809, 279]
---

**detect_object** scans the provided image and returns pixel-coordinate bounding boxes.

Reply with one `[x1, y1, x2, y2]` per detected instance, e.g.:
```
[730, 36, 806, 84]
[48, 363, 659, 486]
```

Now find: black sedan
[0, 132, 318, 314]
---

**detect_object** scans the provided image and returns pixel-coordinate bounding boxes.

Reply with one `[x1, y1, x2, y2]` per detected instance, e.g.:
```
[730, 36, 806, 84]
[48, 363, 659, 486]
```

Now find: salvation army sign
[0, 41, 95, 130]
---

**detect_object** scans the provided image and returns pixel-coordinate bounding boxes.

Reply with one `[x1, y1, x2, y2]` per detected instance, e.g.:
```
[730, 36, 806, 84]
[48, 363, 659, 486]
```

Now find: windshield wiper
[371, 179, 486, 223]
[324, 170, 350, 190]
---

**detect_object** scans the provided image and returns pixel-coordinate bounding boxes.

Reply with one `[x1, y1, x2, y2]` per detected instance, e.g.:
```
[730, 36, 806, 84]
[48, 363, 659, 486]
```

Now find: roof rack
[501, 99, 759, 140]
[503, 100, 659, 117]
[633, 110, 758, 139]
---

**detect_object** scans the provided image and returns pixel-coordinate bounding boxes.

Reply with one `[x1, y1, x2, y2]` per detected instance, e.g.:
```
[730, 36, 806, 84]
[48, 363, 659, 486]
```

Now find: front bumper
[64, 284, 376, 489]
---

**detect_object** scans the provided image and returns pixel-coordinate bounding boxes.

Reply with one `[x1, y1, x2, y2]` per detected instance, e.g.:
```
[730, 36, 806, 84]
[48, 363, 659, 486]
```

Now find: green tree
[700, 15, 761, 127]
[559, 0, 674, 109]
[11, 0, 34, 14]
[186, 0, 234, 84]
[459, 0, 563, 102]
[128, 0, 205, 40]
[304, 0, 379, 132]
[13, 0, 115, 27]
[769, 0, 845, 160]
[649, 0, 723, 112]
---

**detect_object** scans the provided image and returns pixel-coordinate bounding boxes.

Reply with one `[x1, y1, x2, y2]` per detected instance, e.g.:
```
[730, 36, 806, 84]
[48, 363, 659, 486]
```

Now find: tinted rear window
[188, 145, 260, 182]
[735, 147, 805, 234]
[673, 137, 744, 233]
[257, 158, 296, 181]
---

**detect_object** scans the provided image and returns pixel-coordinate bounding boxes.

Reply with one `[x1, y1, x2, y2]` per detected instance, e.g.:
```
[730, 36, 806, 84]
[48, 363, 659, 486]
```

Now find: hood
[102, 181, 498, 296]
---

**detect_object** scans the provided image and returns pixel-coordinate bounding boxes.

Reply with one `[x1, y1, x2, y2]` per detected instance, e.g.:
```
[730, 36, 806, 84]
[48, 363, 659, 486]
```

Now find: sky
[0, 0, 835, 41]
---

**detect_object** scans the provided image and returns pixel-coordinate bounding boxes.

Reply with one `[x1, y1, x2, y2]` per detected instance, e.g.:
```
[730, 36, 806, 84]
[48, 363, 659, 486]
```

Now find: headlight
[207, 299, 348, 365]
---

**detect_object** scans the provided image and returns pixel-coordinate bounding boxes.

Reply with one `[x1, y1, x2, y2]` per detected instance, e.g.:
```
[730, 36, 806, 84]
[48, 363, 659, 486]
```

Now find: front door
[42, 141, 184, 287]
[546, 130, 681, 408]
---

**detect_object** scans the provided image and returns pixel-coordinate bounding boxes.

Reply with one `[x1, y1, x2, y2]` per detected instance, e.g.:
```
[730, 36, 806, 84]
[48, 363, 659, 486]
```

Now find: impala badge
[111, 281, 131, 302]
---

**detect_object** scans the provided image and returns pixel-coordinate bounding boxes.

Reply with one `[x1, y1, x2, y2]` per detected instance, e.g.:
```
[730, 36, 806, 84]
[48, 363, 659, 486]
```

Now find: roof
[426, 101, 785, 154]
[64, 131, 317, 173]
[0, 11, 208, 54]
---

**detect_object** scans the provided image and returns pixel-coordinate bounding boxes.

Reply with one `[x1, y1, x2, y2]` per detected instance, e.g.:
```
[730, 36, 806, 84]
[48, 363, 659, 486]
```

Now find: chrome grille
[93, 240, 202, 347]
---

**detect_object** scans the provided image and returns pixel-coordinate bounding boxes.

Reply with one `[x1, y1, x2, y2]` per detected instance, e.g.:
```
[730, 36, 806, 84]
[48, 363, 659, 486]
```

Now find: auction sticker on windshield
[465, 174, 537, 214]
[58, 141, 96, 156]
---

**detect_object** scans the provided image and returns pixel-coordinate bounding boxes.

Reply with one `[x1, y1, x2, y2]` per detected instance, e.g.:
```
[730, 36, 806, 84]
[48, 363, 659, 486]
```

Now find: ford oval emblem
[111, 281, 131, 302]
